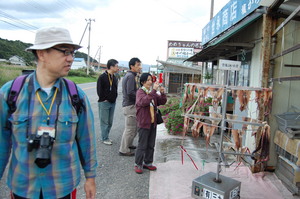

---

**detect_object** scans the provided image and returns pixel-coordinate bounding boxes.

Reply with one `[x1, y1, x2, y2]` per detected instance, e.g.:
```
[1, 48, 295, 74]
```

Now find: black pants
[135, 124, 157, 166]
[12, 189, 74, 199]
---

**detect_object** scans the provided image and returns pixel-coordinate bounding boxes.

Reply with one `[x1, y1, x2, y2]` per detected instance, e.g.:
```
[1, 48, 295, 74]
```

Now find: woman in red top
[134, 73, 167, 174]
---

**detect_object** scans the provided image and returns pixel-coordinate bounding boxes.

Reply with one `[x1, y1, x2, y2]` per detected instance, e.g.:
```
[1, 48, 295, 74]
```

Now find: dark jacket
[122, 71, 138, 107]
[136, 89, 167, 129]
[97, 71, 118, 103]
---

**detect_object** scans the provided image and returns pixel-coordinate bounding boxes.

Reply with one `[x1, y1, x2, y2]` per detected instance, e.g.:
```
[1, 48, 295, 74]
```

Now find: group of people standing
[96, 57, 167, 174]
[0, 26, 167, 199]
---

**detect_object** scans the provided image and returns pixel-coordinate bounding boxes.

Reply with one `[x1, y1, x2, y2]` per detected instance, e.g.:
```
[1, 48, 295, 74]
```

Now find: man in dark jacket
[119, 57, 142, 156]
[97, 59, 119, 145]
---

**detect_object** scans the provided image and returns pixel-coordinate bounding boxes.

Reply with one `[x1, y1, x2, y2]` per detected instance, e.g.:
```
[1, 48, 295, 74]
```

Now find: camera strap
[26, 78, 62, 139]
[26, 75, 34, 138]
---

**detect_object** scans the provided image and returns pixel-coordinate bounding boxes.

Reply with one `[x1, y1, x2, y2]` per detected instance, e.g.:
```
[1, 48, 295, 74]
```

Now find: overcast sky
[0, 0, 228, 66]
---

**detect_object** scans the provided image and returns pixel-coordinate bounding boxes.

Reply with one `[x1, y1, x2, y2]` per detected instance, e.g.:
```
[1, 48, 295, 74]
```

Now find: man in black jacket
[97, 59, 119, 145]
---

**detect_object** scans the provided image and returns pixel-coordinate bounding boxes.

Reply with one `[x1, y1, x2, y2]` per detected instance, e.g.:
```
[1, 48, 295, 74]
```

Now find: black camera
[27, 132, 55, 168]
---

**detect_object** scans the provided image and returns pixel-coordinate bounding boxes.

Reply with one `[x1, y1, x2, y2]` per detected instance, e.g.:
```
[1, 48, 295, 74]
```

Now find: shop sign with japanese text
[168, 47, 195, 58]
[202, 0, 262, 45]
[218, 59, 241, 71]
[168, 40, 202, 49]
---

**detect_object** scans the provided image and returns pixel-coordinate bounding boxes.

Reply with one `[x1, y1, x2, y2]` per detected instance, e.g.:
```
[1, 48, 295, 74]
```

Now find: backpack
[7, 74, 84, 116]
[6, 74, 85, 165]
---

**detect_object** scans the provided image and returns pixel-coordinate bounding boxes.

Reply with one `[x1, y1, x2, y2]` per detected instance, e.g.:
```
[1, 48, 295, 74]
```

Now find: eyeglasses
[51, 47, 76, 57]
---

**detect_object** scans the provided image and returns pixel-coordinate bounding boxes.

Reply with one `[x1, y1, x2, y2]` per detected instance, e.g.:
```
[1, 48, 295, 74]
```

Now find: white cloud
[0, 0, 229, 65]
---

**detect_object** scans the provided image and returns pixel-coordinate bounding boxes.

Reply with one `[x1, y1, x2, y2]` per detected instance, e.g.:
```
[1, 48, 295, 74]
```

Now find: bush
[159, 97, 186, 135]
[68, 68, 96, 77]
[159, 97, 180, 116]
[159, 96, 213, 135]
[164, 109, 184, 134]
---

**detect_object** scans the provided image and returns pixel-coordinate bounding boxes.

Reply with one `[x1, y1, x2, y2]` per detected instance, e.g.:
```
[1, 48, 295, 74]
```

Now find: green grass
[0, 64, 97, 87]
[0, 65, 34, 87]
[65, 76, 97, 84]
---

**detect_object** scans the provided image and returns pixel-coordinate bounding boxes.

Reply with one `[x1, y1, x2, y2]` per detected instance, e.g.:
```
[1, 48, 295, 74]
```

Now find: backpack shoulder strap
[7, 75, 28, 114]
[63, 78, 86, 166]
[63, 78, 84, 115]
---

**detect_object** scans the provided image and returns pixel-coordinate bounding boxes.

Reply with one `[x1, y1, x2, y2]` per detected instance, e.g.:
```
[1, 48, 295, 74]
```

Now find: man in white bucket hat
[0, 27, 97, 199]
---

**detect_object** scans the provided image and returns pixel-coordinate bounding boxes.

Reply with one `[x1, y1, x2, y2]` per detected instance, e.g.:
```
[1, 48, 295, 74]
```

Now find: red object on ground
[134, 166, 143, 174]
[143, 165, 157, 171]
[159, 73, 163, 83]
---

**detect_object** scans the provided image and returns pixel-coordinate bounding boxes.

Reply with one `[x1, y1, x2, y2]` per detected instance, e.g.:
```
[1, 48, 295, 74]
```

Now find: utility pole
[210, 0, 214, 20]
[79, 23, 89, 46]
[93, 45, 102, 71]
[98, 46, 102, 71]
[86, 18, 95, 75]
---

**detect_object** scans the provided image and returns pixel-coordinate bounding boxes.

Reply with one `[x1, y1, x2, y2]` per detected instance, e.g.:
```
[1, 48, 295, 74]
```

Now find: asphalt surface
[0, 80, 149, 199]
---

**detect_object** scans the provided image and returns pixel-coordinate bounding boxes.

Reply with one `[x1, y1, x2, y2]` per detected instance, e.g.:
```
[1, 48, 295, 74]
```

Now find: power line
[24, 0, 50, 14]
[0, 19, 35, 33]
[56, 0, 86, 19]
[23, 0, 64, 18]
[0, 10, 38, 29]
[151, 0, 201, 27]
[0, 10, 38, 32]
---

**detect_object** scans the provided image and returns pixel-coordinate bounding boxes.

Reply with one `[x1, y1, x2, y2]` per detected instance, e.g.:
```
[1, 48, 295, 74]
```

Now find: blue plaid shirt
[0, 73, 97, 198]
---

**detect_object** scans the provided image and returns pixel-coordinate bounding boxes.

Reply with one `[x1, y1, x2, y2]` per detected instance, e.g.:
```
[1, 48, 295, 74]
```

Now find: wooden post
[251, 14, 273, 173]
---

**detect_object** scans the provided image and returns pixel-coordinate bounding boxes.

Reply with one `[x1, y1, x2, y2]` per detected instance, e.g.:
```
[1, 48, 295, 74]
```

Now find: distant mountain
[0, 38, 34, 65]
[118, 60, 150, 72]
[0, 38, 96, 66]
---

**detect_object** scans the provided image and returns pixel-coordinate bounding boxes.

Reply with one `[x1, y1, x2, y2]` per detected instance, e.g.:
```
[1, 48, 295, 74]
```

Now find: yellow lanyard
[36, 87, 58, 124]
[108, 73, 113, 87]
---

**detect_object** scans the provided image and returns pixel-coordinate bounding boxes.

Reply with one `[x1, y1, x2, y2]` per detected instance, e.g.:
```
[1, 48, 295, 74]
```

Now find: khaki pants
[119, 105, 138, 153]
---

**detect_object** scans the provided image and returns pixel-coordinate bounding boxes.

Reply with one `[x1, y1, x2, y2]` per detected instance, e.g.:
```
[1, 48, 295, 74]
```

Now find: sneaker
[134, 165, 143, 174]
[103, 140, 112, 145]
[119, 152, 135, 156]
[143, 164, 157, 171]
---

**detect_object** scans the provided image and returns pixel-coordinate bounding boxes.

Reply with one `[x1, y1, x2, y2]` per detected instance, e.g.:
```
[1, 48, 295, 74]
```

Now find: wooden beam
[261, 14, 272, 88]
[272, 5, 300, 36]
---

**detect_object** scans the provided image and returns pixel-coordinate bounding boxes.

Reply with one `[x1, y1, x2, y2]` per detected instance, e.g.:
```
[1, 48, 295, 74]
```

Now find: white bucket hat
[26, 27, 81, 51]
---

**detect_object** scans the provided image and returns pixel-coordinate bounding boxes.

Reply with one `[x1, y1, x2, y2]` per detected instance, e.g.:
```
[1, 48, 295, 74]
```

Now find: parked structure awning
[186, 9, 266, 62]
[156, 60, 201, 74]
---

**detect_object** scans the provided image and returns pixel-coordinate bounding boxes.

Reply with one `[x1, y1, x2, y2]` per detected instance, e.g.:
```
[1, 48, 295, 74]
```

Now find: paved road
[0, 81, 149, 199]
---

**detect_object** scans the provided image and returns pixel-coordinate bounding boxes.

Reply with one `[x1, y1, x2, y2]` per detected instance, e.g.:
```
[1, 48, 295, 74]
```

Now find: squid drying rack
[185, 70, 267, 199]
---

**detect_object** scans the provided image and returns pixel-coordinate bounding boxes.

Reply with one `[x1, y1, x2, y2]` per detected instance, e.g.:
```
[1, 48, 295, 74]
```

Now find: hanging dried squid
[255, 90, 264, 110]
[209, 87, 224, 111]
[203, 124, 216, 147]
[191, 120, 203, 138]
[197, 86, 208, 107]
[182, 84, 189, 105]
[226, 114, 238, 131]
[242, 116, 251, 134]
[187, 85, 195, 101]
[232, 129, 241, 151]
[250, 118, 261, 136]
[183, 116, 191, 135]
[237, 90, 252, 111]
[251, 122, 271, 163]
